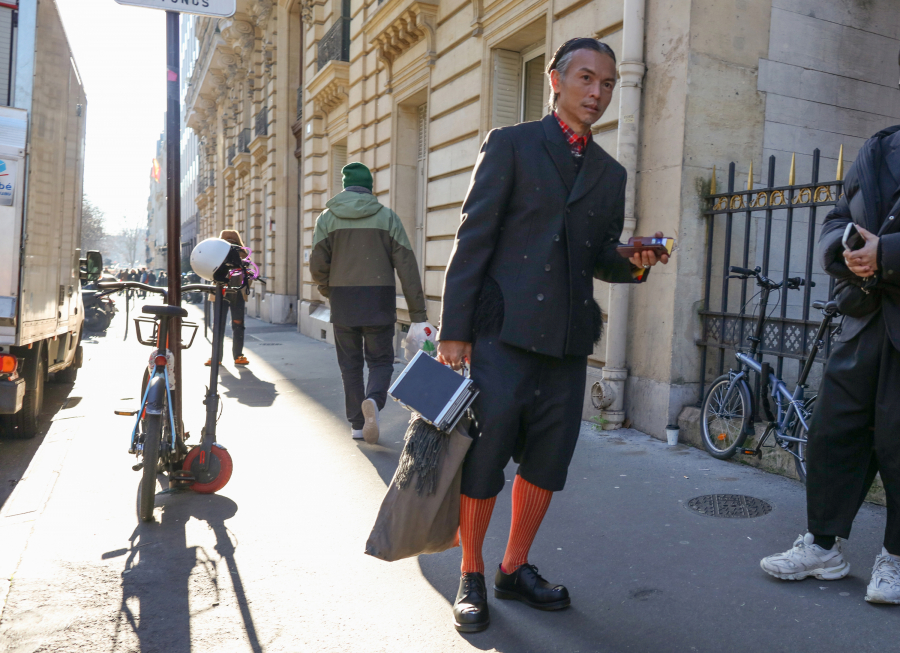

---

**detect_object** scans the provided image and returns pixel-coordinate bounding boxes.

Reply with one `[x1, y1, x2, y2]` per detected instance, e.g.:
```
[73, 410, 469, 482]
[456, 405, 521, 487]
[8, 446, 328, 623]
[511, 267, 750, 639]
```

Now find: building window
[491, 45, 546, 129]
[331, 142, 348, 197]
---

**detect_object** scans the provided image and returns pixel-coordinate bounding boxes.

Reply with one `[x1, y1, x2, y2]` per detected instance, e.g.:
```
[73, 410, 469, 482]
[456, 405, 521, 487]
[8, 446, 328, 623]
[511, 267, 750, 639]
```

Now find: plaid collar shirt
[554, 111, 592, 158]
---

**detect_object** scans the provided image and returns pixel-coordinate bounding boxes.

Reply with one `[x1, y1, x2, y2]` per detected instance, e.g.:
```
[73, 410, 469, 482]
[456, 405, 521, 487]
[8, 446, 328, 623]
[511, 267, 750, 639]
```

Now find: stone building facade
[147, 128, 167, 271]
[181, 0, 900, 438]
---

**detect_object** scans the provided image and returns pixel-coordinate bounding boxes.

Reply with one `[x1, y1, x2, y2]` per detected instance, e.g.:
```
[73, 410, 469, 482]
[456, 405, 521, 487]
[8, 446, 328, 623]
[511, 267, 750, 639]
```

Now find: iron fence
[296, 87, 303, 122]
[255, 106, 268, 138]
[237, 128, 251, 154]
[698, 148, 845, 408]
[227, 144, 236, 166]
[317, 16, 350, 71]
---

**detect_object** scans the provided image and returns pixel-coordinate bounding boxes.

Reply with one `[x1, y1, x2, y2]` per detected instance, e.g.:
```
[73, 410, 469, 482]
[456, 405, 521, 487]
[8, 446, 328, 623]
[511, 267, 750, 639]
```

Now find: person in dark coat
[436, 38, 669, 632]
[761, 52, 900, 605]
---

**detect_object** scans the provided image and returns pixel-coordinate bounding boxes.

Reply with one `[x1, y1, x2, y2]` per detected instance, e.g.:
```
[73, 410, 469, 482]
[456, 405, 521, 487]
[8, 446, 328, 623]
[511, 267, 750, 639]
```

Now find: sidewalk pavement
[0, 308, 896, 652]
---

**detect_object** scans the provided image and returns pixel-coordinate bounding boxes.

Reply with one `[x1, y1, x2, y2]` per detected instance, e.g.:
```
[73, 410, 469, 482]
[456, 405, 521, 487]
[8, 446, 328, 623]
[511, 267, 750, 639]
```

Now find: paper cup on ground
[665, 424, 680, 446]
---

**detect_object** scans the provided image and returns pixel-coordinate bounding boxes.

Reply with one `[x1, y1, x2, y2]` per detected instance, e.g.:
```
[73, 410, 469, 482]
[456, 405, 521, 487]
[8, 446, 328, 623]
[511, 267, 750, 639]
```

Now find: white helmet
[190, 238, 234, 282]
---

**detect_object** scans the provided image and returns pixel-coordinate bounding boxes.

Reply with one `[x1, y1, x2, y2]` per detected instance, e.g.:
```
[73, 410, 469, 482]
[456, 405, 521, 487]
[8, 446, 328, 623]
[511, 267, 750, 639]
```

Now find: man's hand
[437, 340, 472, 371]
[628, 231, 672, 269]
[844, 225, 879, 278]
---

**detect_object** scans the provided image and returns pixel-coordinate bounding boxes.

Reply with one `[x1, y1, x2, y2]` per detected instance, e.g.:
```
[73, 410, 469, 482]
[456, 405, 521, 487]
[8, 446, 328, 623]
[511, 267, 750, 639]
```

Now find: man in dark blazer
[761, 52, 900, 606]
[437, 38, 669, 632]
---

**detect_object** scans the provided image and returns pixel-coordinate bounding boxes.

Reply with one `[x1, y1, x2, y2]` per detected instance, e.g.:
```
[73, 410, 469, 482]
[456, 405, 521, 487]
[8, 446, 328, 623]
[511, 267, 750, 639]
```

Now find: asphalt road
[0, 304, 898, 652]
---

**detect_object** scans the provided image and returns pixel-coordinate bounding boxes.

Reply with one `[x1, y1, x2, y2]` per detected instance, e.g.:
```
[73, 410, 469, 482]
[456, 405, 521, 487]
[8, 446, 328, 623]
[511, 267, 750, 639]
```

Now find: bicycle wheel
[139, 413, 162, 522]
[701, 374, 752, 459]
[788, 396, 816, 484]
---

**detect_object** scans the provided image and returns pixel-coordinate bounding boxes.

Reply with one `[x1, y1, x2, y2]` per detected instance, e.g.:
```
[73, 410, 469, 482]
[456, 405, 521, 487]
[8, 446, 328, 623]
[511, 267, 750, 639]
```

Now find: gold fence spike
[711, 165, 717, 195]
[788, 153, 796, 186]
[836, 144, 844, 181]
[747, 160, 754, 191]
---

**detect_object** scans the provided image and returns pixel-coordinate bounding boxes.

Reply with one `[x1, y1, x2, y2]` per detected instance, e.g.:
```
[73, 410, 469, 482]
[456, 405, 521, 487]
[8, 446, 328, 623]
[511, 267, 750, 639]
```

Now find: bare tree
[117, 223, 145, 269]
[81, 195, 107, 253]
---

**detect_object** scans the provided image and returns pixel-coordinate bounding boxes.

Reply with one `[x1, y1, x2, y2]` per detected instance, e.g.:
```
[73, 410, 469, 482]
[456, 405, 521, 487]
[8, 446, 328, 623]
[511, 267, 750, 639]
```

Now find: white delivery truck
[0, 0, 95, 438]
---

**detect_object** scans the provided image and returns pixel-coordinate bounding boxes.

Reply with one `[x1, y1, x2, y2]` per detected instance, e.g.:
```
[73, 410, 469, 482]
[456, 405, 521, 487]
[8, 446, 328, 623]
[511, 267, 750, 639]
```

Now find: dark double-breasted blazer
[439, 114, 644, 358]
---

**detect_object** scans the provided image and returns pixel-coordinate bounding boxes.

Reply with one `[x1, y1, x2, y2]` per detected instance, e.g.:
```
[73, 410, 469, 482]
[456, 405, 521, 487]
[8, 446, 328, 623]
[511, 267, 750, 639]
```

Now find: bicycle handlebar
[97, 281, 218, 296]
[729, 266, 758, 277]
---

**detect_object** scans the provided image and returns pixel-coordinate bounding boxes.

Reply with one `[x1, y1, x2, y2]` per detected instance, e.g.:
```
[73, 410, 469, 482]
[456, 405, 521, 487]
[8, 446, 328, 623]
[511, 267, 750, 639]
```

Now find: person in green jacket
[310, 162, 428, 444]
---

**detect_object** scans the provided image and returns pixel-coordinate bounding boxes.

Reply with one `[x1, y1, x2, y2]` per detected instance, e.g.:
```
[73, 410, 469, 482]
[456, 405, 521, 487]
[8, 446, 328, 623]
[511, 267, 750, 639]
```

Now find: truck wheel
[53, 344, 82, 383]
[8, 351, 45, 439]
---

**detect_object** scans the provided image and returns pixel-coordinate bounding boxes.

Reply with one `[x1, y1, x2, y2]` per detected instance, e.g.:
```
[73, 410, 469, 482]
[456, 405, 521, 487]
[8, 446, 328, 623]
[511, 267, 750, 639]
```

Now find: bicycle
[98, 280, 234, 521]
[699, 265, 841, 483]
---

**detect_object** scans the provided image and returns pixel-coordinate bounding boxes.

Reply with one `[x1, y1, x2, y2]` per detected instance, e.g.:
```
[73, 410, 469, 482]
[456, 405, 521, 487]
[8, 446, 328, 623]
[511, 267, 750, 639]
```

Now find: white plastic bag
[404, 322, 437, 361]
[148, 349, 176, 389]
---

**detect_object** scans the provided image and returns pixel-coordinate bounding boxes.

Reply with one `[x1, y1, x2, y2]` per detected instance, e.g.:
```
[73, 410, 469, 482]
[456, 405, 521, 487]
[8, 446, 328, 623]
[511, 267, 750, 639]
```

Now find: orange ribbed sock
[501, 475, 553, 574]
[460, 494, 497, 574]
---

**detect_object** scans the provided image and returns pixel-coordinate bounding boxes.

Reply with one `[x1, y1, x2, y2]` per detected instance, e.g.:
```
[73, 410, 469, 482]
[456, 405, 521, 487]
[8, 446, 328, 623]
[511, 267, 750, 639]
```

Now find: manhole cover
[258, 343, 282, 346]
[686, 494, 772, 518]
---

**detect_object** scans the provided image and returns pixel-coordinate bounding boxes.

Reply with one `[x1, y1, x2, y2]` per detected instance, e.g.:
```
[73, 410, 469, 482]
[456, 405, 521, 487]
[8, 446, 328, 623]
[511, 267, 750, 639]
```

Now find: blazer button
[537, 294, 544, 301]
[545, 264, 551, 272]
[589, 210, 594, 216]
[584, 300, 589, 306]
[554, 234, 560, 242]
[566, 208, 571, 214]
[582, 270, 587, 277]
[586, 240, 591, 248]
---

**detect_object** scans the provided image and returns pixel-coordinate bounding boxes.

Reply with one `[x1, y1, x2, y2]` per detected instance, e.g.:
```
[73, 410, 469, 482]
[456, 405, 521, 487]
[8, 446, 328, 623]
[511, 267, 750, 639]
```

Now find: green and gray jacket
[310, 189, 427, 326]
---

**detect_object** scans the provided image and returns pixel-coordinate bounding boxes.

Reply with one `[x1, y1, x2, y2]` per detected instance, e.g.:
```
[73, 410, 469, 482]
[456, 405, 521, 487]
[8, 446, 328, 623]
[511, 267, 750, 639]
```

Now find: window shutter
[522, 56, 545, 123]
[0, 9, 13, 106]
[332, 144, 347, 195]
[491, 49, 521, 129]
[417, 104, 428, 162]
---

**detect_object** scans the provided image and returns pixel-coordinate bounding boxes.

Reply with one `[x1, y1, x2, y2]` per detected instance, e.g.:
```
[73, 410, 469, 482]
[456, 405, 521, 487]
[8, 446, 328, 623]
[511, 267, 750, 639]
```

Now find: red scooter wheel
[182, 443, 233, 494]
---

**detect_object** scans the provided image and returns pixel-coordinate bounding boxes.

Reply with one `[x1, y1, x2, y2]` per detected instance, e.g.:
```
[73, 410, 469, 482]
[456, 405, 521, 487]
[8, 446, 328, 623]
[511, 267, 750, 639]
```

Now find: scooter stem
[199, 286, 226, 472]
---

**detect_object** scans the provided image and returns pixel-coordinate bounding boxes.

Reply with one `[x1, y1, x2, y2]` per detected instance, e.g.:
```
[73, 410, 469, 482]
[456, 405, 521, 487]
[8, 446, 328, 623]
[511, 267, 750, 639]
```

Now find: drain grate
[686, 494, 772, 519]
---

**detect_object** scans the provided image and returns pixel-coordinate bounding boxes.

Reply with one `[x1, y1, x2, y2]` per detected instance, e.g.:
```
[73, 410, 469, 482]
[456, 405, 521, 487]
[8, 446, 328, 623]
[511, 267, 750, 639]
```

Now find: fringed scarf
[394, 416, 450, 496]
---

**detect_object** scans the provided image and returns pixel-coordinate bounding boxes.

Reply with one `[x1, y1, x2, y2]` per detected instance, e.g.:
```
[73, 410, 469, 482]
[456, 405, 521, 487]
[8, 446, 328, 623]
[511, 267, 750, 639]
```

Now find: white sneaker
[351, 428, 364, 440]
[760, 533, 850, 581]
[865, 548, 900, 604]
[361, 398, 380, 444]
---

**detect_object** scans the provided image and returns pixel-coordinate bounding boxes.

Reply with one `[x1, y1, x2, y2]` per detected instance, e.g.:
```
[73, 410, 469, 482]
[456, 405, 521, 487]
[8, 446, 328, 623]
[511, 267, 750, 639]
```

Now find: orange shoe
[204, 358, 212, 366]
[234, 355, 249, 365]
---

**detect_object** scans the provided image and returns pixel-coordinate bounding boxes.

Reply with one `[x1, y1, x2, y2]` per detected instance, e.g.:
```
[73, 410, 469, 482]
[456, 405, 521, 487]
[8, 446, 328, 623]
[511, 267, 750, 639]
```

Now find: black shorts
[460, 336, 587, 499]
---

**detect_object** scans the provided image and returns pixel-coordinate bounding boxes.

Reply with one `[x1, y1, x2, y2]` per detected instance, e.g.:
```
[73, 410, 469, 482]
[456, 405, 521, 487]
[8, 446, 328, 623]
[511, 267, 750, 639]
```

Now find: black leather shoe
[493, 563, 571, 610]
[453, 572, 490, 632]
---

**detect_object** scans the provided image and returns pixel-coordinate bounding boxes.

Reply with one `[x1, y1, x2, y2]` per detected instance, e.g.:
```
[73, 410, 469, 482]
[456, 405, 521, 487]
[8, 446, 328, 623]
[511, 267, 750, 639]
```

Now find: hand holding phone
[842, 223, 865, 252]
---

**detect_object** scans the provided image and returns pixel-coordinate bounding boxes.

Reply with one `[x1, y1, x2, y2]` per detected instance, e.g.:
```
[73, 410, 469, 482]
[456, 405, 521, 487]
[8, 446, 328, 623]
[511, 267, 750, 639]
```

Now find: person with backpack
[205, 230, 251, 367]
[310, 162, 428, 444]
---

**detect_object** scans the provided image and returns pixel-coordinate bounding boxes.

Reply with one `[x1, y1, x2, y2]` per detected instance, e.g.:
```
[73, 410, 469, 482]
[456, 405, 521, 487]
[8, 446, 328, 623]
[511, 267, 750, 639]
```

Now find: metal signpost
[114, 0, 236, 437]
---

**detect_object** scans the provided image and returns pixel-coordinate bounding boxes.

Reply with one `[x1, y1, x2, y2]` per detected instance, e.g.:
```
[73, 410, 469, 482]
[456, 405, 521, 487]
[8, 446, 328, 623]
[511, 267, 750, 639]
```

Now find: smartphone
[616, 236, 676, 259]
[842, 223, 865, 252]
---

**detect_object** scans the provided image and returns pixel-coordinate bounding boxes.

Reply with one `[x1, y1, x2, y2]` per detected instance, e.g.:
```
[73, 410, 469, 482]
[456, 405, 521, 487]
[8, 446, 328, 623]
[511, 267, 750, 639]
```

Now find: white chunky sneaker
[865, 548, 900, 605]
[760, 533, 850, 581]
[351, 428, 364, 440]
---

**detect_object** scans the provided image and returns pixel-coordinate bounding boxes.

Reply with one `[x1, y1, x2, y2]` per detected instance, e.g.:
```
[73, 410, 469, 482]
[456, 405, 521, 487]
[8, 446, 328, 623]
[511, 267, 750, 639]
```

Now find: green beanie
[342, 161, 373, 190]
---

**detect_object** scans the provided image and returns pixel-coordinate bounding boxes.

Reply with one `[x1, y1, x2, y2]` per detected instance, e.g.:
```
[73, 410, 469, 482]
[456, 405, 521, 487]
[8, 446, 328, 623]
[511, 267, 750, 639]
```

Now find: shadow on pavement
[111, 491, 262, 653]
[0, 379, 78, 510]
[218, 367, 277, 408]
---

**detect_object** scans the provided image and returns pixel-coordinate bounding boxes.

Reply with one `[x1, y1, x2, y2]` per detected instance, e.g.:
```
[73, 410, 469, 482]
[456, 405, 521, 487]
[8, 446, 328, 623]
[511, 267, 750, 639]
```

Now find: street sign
[114, 0, 235, 19]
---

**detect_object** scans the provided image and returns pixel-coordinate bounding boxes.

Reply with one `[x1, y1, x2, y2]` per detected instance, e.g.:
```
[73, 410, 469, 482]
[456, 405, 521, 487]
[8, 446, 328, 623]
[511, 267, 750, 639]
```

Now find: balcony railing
[296, 87, 303, 122]
[198, 175, 208, 193]
[255, 106, 268, 138]
[317, 17, 350, 71]
[227, 145, 235, 166]
[237, 128, 251, 153]
[207, 171, 215, 188]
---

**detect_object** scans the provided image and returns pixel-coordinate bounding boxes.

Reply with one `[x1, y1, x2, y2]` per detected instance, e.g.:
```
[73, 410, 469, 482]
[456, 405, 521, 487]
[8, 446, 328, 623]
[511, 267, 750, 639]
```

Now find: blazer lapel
[568, 143, 607, 206]
[884, 132, 900, 189]
[541, 115, 576, 194]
